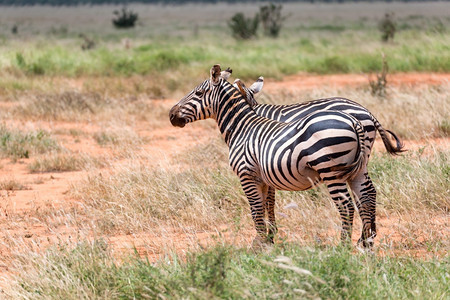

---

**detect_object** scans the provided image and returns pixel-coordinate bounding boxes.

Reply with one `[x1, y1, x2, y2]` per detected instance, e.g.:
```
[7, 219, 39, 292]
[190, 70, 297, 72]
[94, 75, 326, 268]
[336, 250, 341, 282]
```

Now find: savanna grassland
[0, 2, 449, 299]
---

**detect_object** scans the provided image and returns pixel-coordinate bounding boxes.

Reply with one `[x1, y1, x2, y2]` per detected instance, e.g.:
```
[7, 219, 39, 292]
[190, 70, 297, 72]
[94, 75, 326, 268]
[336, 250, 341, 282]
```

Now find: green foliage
[259, 3, 287, 38]
[228, 12, 259, 40]
[4, 29, 450, 84]
[112, 7, 138, 29]
[187, 247, 230, 296]
[10, 241, 450, 299]
[0, 125, 59, 159]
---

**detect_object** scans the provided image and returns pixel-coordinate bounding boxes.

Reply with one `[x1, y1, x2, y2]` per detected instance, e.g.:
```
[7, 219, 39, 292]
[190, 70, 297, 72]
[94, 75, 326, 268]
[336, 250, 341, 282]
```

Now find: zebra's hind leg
[349, 171, 377, 249]
[326, 182, 355, 245]
[264, 186, 277, 243]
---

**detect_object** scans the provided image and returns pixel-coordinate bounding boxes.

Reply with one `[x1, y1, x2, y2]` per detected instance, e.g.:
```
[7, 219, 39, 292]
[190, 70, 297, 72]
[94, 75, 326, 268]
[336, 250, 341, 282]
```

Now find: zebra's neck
[214, 84, 258, 145]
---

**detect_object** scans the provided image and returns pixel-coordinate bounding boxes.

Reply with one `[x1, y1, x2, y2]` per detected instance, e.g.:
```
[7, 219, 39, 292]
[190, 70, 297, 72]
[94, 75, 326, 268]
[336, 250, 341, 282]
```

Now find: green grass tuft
[0, 125, 59, 159]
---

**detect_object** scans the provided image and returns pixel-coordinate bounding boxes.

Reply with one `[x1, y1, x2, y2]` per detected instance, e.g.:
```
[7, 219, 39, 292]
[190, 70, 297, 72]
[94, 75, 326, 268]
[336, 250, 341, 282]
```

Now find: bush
[379, 13, 396, 42]
[259, 3, 287, 38]
[113, 7, 138, 29]
[228, 12, 259, 40]
[368, 53, 388, 97]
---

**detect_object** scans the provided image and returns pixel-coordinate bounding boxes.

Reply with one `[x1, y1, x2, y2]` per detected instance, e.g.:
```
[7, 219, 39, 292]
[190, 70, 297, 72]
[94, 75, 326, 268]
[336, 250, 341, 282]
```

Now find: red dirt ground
[0, 73, 448, 283]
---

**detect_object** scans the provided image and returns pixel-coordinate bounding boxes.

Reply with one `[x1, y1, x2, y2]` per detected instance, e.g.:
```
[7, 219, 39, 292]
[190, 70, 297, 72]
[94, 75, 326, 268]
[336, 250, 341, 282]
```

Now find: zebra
[169, 64, 386, 248]
[222, 70, 404, 248]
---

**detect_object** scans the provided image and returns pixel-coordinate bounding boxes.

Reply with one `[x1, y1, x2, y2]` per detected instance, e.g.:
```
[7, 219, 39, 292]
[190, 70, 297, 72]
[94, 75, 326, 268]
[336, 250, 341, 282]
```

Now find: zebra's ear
[210, 64, 222, 85]
[249, 76, 264, 94]
[220, 67, 232, 80]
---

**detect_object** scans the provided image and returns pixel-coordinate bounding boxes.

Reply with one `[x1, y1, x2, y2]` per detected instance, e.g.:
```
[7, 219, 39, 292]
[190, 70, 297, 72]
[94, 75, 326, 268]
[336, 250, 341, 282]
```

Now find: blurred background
[1, 1, 449, 98]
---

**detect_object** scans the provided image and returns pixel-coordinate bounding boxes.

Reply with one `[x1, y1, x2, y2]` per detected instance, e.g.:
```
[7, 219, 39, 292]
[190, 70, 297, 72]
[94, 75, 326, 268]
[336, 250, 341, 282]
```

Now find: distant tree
[112, 6, 138, 29]
[259, 3, 287, 38]
[228, 13, 259, 40]
[379, 12, 396, 42]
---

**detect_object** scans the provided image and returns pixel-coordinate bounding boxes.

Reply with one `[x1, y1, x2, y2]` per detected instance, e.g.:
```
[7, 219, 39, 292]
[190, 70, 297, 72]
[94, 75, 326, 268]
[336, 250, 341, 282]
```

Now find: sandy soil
[0, 73, 448, 282]
[265, 72, 450, 93]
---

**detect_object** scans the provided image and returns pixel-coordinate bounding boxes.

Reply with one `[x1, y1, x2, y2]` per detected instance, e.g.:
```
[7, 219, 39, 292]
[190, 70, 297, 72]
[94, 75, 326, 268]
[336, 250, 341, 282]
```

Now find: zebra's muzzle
[169, 107, 187, 128]
[170, 115, 186, 128]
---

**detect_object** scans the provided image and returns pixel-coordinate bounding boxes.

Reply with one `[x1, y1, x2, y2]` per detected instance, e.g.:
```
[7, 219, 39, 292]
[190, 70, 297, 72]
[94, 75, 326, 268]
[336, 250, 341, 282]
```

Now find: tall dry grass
[259, 84, 450, 139]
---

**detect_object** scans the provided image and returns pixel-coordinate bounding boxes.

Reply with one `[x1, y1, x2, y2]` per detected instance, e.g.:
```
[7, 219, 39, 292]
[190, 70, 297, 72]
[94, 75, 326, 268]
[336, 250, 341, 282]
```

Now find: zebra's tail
[371, 115, 405, 155]
[332, 118, 368, 181]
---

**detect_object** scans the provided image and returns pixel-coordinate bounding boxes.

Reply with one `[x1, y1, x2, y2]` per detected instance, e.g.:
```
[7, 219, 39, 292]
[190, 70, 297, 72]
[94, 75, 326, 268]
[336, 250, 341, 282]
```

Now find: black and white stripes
[169, 65, 403, 248]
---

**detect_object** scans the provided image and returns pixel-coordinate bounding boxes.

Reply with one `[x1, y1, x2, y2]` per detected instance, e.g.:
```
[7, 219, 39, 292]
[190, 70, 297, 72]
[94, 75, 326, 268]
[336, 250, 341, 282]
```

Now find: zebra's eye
[195, 90, 203, 97]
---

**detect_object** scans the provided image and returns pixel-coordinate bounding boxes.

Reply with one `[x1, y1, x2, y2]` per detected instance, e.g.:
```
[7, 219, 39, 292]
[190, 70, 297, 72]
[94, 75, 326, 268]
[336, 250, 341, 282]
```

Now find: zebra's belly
[259, 161, 321, 191]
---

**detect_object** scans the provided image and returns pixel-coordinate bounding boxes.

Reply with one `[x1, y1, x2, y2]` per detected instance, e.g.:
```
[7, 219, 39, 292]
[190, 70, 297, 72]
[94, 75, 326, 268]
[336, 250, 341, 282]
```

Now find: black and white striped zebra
[225, 72, 404, 247]
[170, 64, 386, 248]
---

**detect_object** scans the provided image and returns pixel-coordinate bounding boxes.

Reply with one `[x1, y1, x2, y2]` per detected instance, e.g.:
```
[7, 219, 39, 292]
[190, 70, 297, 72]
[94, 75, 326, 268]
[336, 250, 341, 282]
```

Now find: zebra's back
[254, 97, 376, 156]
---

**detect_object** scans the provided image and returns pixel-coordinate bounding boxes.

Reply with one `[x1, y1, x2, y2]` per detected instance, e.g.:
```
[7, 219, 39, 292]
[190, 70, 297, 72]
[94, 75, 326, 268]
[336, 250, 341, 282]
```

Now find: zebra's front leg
[326, 182, 355, 244]
[349, 172, 377, 249]
[265, 186, 277, 243]
[240, 178, 269, 246]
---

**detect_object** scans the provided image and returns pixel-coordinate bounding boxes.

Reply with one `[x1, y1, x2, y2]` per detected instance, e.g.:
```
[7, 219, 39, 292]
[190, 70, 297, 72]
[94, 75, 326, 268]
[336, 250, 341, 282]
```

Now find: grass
[3, 31, 449, 81]
[71, 157, 245, 234]
[0, 178, 29, 190]
[28, 152, 105, 173]
[10, 89, 166, 124]
[370, 151, 449, 213]
[93, 127, 143, 148]
[14, 91, 107, 122]
[7, 240, 449, 299]
[70, 135, 449, 239]
[0, 125, 59, 159]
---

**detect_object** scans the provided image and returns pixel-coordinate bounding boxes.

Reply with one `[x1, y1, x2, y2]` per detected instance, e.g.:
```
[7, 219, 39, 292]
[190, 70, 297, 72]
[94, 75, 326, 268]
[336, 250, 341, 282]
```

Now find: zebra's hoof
[251, 236, 272, 251]
[357, 237, 374, 249]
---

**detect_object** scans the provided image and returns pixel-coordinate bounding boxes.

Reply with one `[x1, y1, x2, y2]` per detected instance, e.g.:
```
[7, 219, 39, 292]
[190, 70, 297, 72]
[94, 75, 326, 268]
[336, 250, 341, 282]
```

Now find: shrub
[379, 12, 396, 42]
[368, 53, 388, 97]
[80, 34, 95, 51]
[228, 12, 259, 40]
[259, 3, 287, 38]
[11, 24, 18, 35]
[0, 178, 29, 191]
[113, 7, 138, 29]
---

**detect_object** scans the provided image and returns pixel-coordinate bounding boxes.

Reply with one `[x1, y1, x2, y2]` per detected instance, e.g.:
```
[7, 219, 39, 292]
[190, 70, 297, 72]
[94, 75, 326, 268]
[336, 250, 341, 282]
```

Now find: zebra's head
[169, 64, 227, 128]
